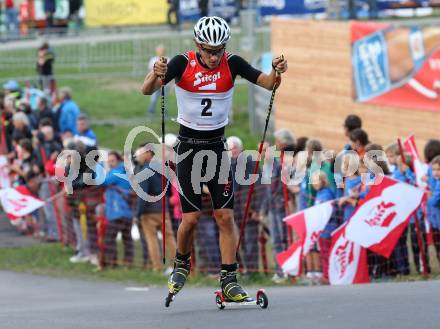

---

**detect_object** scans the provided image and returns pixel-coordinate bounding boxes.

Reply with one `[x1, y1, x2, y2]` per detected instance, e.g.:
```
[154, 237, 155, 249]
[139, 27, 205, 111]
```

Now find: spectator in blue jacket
[338, 152, 361, 223]
[58, 87, 80, 136]
[102, 151, 134, 267]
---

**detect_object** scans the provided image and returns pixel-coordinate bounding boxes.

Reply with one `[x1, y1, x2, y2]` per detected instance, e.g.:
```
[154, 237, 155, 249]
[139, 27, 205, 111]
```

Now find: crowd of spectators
[1, 0, 83, 38]
[2, 74, 440, 283]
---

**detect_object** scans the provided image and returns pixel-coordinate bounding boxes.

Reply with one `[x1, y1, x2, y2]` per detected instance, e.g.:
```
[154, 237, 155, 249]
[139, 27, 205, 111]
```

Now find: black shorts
[174, 137, 234, 213]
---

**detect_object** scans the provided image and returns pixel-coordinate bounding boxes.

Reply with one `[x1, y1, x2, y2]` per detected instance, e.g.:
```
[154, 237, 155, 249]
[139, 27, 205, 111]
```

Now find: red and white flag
[329, 224, 369, 285]
[345, 177, 425, 258]
[0, 187, 45, 221]
[403, 135, 432, 245]
[403, 135, 428, 189]
[284, 201, 334, 254]
[276, 241, 303, 276]
[276, 201, 334, 275]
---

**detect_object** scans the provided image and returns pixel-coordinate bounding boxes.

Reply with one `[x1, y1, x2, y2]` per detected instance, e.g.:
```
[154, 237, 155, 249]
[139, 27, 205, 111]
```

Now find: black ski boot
[220, 268, 251, 302]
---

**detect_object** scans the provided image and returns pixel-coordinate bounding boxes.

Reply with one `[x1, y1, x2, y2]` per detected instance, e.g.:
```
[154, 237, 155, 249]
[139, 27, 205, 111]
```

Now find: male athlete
[141, 16, 287, 303]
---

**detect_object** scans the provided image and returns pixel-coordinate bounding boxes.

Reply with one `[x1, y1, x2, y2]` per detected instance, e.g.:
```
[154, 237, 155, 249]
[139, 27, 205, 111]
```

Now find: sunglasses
[199, 45, 225, 57]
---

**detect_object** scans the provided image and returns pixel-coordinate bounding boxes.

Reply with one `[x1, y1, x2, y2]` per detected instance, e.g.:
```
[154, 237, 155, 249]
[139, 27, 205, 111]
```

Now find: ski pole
[160, 56, 168, 265]
[236, 55, 284, 253]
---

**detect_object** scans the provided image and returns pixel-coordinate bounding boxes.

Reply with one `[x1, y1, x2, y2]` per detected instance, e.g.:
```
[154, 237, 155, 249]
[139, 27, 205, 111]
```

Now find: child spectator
[292, 136, 309, 212]
[385, 142, 399, 174]
[427, 155, 440, 264]
[14, 170, 42, 235]
[312, 170, 337, 284]
[338, 153, 361, 223]
[364, 143, 390, 182]
[10, 139, 42, 185]
[306, 139, 336, 207]
[349, 128, 369, 158]
[423, 139, 440, 264]
[342, 114, 362, 151]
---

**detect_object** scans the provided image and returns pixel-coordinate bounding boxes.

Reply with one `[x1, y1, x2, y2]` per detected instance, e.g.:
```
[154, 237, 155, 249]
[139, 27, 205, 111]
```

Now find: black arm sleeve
[228, 55, 262, 84]
[164, 54, 188, 85]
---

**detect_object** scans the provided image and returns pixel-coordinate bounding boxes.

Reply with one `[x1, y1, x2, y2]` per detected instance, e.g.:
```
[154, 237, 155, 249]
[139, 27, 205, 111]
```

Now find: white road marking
[125, 287, 150, 292]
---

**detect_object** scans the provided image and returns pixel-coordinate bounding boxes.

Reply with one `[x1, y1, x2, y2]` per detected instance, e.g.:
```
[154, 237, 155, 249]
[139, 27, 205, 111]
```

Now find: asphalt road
[1, 271, 439, 329]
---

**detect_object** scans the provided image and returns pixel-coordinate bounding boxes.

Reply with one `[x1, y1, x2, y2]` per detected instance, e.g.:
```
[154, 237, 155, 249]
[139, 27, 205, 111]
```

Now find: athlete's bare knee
[214, 209, 235, 229]
[181, 212, 201, 228]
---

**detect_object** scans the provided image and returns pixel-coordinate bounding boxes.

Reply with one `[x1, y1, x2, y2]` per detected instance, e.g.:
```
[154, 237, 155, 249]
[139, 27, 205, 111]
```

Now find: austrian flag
[345, 177, 425, 257]
[284, 201, 334, 254]
[0, 188, 45, 221]
[276, 201, 334, 275]
[276, 241, 303, 276]
[329, 224, 369, 285]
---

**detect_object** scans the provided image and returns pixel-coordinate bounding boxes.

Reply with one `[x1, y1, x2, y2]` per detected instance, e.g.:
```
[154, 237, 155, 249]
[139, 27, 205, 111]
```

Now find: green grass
[0, 243, 276, 287]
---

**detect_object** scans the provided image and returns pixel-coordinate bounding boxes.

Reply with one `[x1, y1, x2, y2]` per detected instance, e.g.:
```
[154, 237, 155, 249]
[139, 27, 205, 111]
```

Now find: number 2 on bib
[201, 98, 212, 117]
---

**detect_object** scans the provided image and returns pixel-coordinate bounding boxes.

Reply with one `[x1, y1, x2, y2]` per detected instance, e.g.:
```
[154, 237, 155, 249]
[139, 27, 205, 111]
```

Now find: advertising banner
[85, 0, 167, 27]
[210, 0, 238, 21]
[352, 21, 440, 111]
[180, 0, 238, 23]
[180, 0, 201, 22]
[259, 0, 326, 16]
[377, 0, 440, 9]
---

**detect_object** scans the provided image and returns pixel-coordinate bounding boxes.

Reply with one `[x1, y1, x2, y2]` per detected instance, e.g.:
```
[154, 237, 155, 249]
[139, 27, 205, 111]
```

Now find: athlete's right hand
[153, 57, 167, 79]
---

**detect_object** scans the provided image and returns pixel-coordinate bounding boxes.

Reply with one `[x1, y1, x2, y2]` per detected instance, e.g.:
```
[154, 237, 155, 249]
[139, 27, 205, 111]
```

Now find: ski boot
[165, 257, 190, 307]
[220, 269, 252, 303]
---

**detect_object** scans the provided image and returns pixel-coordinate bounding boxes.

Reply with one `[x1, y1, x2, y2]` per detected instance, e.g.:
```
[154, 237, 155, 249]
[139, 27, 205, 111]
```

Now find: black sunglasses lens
[202, 46, 224, 56]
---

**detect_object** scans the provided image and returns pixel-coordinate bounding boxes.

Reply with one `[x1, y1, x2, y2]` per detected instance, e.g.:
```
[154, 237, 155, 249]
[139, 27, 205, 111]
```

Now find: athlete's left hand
[272, 55, 287, 74]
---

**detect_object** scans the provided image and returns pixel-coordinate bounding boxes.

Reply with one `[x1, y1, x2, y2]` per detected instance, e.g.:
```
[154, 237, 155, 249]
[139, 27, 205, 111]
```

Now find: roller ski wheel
[214, 289, 268, 310]
[256, 290, 269, 309]
[165, 292, 175, 307]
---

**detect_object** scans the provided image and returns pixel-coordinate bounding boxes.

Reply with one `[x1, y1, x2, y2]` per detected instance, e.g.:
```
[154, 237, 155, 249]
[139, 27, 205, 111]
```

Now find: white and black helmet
[193, 16, 231, 47]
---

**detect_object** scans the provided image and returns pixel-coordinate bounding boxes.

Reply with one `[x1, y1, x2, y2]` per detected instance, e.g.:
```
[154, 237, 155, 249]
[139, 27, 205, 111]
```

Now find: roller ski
[215, 289, 268, 310]
[165, 258, 190, 307]
[214, 270, 269, 310]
